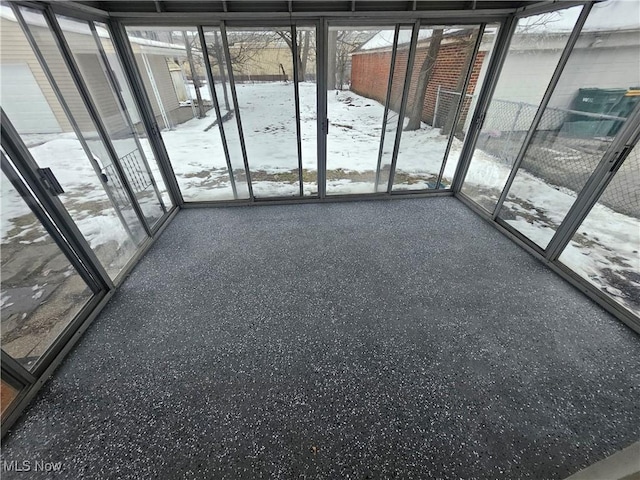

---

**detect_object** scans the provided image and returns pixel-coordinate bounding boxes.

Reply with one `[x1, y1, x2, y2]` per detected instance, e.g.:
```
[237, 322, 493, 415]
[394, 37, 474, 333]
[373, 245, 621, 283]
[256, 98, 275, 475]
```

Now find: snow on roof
[356, 0, 638, 51]
[126, 35, 187, 53]
[359, 28, 434, 51]
[359, 26, 499, 52]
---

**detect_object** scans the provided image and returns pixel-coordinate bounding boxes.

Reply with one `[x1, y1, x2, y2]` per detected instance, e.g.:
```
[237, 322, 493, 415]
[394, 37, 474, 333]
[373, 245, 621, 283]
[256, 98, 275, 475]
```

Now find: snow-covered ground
[163, 82, 317, 199]
[2, 133, 169, 271]
[326, 90, 462, 193]
[166, 82, 638, 313]
[170, 82, 462, 197]
[1, 132, 170, 364]
[463, 142, 639, 314]
[2, 83, 638, 364]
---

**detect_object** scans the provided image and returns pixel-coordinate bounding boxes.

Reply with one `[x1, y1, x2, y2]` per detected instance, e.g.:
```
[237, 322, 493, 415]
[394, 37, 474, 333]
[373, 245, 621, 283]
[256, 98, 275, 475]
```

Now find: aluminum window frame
[198, 25, 240, 199]
[486, 1, 640, 280]
[107, 20, 185, 208]
[324, 19, 421, 197]
[451, 2, 640, 331]
[219, 21, 317, 198]
[386, 21, 421, 193]
[109, 13, 518, 202]
[0, 149, 108, 420]
[434, 22, 486, 190]
[490, 2, 594, 221]
[1, 2, 182, 437]
[0, 110, 114, 291]
[10, 4, 145, 244]
[545, 106, 640, 262]
[110, 13, 524, 203]
[219, 21, 255, 200]
[88, 20, 169, 220]
[9, 0, 636, 441]
[44, 6, 154, 237]
[0, 151, 104, 294]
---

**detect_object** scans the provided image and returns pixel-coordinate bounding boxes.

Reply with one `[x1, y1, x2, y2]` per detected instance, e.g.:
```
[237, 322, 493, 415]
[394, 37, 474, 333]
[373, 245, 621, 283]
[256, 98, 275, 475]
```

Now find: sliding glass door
[3, 5, 147, 278]
[126, 23, 318, 200]
[55, 15, 168, 227]
[458, 0, 640, 324]
[495, 0, 640, 249]
[0, 154, 96, 372]
[391, 24, 492, 191]
[323, 22, 499, 196]
[558, 140, 640, 317]
[125, 26, 249, 201]
[122, 19, 503, 200]
[1, 2, 177, 421]
[225, 26, 303, 198]
[325, 25, 411, 195]
[460, 6, 584, 212]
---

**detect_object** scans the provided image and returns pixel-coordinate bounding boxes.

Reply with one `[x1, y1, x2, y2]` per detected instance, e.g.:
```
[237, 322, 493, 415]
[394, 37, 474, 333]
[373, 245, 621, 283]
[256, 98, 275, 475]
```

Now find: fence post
[433, 85, 441, 127]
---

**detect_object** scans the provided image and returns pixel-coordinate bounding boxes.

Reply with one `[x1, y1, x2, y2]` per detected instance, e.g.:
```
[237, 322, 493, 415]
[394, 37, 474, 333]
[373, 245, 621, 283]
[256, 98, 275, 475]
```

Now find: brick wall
[351, 51, 392, 105]
[351, 37, 486, 130]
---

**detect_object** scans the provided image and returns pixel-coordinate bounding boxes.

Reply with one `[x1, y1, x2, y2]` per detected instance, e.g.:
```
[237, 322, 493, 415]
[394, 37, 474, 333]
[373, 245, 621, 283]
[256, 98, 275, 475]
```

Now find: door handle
[609, 144, 632, 173]
[37, 167, 65, 196]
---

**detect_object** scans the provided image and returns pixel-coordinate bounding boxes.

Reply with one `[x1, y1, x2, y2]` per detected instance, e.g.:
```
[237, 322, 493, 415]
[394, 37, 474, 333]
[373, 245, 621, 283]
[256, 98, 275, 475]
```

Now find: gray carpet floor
[2, 197, 639, 479]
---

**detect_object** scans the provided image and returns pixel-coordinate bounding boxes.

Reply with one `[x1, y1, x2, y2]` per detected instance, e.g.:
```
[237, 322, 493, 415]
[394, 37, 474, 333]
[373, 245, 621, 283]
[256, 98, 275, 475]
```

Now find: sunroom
[0, 0, 638, 478]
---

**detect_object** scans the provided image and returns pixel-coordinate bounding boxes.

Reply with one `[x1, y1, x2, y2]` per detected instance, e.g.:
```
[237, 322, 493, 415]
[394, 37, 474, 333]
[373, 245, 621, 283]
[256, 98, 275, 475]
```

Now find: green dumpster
[564, 87, 640, 137]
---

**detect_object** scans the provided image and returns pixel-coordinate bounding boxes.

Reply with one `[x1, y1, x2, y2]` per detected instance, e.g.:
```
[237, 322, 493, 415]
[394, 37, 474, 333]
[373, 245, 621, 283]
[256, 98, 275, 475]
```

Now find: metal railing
[102, 149, 154, 210]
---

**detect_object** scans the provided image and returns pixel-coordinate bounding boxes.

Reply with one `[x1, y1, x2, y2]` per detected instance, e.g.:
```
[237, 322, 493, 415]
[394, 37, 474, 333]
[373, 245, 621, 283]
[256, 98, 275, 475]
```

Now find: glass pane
[326, 26, 398, 195]
[3, 5, 145, 279]
[373, 26, 412, 191]
[439, 24, 500, 188]
[498, 0, 640, 248]
[297, 26, 318, 196]
[1, 167, 93, 371]
[126, 27, 245, 201]
[1, 377, 20, 415]
[559, 141, 640, 316]
[391, 25, 490, 191]
[226, 27, 301, 198]
[461, 6, 584, 211]
[203, 27, 250, 199]
[95, 22, 173, 213]
[55, 15, 165, 226]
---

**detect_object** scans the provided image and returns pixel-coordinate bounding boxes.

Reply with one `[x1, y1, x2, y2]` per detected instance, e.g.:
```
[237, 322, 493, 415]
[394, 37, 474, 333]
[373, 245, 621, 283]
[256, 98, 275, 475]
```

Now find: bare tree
[203, 30, 279, 109]
[274, 29, 314, 81]
[182, 31, 206, 118]
[210, 31, 230, 111]
[516, 12, 561, 33]
[327, 29, 337, 89]
[220, 31, 275, 74]
[335, 32, 354, 90]
[300, 30, 311, 80]
[405, 29, 443, 131]
[327, 30, 374, 90]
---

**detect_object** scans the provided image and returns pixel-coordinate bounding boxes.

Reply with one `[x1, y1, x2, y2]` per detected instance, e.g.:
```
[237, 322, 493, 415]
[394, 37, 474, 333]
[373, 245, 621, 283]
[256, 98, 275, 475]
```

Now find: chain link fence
[432, 87, 475, 137]
[440, 89, 640, 218]
[604, 142, 639, 218]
